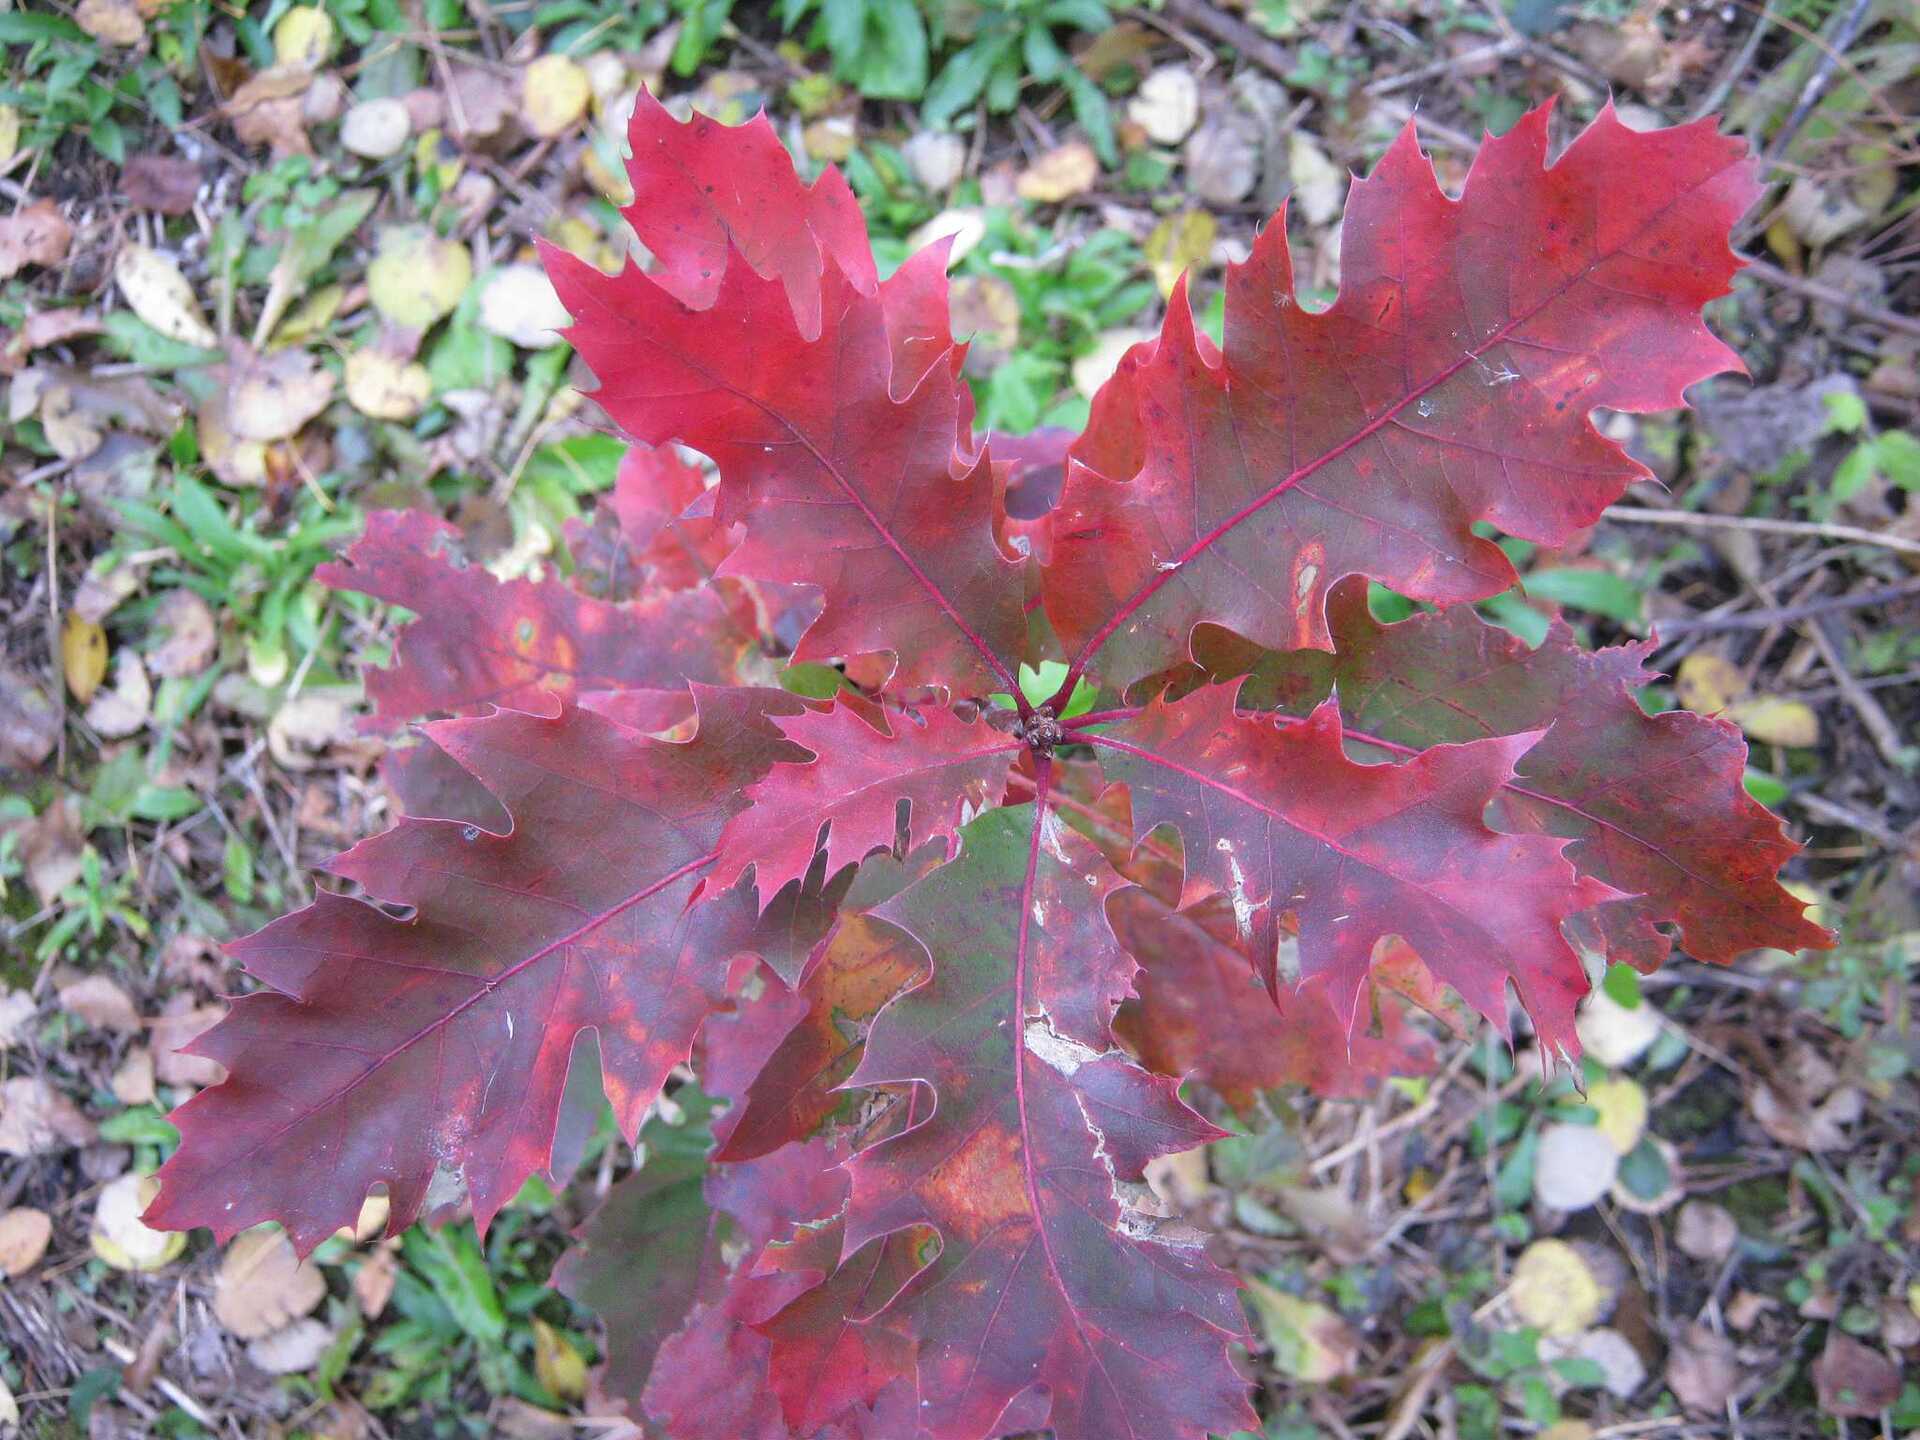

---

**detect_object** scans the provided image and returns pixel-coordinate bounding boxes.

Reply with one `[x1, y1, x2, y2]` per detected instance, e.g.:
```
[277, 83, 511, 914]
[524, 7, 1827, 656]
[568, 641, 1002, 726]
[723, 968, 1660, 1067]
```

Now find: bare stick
[1741, 256, 1920, 342]
[1603, 504, 1920, 560]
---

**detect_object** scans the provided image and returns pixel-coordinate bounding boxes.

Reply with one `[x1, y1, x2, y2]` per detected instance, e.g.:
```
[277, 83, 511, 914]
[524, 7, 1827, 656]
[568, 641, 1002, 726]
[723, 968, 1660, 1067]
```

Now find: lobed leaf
[1186, 578, 1831, 969]
[1090, 687, 1617, 1053]
[845, 802, 1254, 1440]
[144, 690, 827, 1252]
[547, 96, 1021, 698]
[320, 509, 753, 729]
[709, 700, 1022, 905]
[1044, 102, 1761, 693]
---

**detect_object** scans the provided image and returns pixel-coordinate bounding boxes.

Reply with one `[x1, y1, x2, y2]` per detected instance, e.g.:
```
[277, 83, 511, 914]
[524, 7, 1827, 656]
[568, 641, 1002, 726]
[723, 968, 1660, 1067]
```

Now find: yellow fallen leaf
[533, 1318, 587, 1402]
[345, 349, 433, 420]
[62, 611, 108, 704]
[0, 105, 20, 168]
[1586, 1076, 1649, 1155]
[524, 54, 592, 139]
[368, 225, 472, 330]
[1727, 696, 1819, 747]
[1245, 1279, 1358, 1381]
[1016, 141, 1100, 203]
[272, 283, 344, 347]
[1146, 208, 1216, 298]
[1675, 651, 1744, 714]
[90, 1174, 187, 1272]
[1511, 1238, 1603, 1337]
[115, 243, 219, 349]
[273, 5, 334, 66]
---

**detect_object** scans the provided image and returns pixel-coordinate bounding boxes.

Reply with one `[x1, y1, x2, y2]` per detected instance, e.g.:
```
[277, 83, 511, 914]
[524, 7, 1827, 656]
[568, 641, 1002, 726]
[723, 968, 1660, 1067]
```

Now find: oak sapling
[149, 93, 1828, 1440]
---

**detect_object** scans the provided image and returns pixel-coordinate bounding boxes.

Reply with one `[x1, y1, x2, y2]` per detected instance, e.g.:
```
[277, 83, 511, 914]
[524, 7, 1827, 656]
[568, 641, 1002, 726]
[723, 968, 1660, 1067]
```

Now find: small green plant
[920, 0, 1116, 157]
[960, 213, 1158, 432]
[35, 845, 150, 961]
[0, 11, 189, 163]
[782, 0, 932, 100]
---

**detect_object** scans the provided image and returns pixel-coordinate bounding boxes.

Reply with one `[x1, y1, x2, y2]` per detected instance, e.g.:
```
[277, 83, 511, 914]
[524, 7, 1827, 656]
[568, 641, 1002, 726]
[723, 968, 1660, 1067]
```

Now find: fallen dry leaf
[1145, 208, 1216, 299]
[1727, 695, 1819, 748]
[225, 66, 315, 156]
[0, 1208, 53, 1277]
[1586, 1076, 1649, 1154]
[1675, 1199, 1738, 1263]
[226, 347, 334, 443]
[345, 348, 432, 419]
[478, 263, 571, 349]
[2, 308, 103, 372]
[93, 1174, 186, 1271]
[341, 97, 410, 159]
[273, 4, 334, 66]
[1245, 1279, 1359, 1382]
[76, 0, 144, 44]
[523, 54, 591, 139]
[0, 1075, 97, 1156]
[121, 153, 203, 214]
[111, 1047, 157, 1106]
[85, 650, 153, 738]
[0, 199, 73, 280]
[0, 666, 61, 771]
[216, 1228, 329, 1339]
[152, 998, 228, 1088]
[1016, 141, 1099, 203]
[1534, 1121, 1619, 1211]
[354, 1246, 398, 1317]
[61, 611, 108, 704]
[1129, 65, 1200, 145]
[57, 975, 141, 1033]
[247, 1318, 334, 1374]
[1811, 1331, 1902, 1417]
[368, 225, 472, 330]
[115, 244, 219, 349]
[1751, 1042, 1862, 1151]
[1666, 1322, 1739, 1414]
[0, 990, 35, 1049]
[148, 589, 218, 679]
[1512, 1239, 1605, 1337]
[532, 1318, 587, 1402]
[269, 688, 357, 770]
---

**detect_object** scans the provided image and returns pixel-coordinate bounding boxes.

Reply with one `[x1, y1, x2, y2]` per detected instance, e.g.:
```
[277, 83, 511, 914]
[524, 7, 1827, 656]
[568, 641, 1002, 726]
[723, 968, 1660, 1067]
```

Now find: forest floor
[0, 0, 1916, 1436]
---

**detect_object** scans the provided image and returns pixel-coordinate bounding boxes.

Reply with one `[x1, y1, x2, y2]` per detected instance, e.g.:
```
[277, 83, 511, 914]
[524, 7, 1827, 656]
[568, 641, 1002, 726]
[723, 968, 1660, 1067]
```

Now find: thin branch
[1603, 504, 1920, 559]
[1740, 256, 1920, 342]
[1650, 576, 1920, 634]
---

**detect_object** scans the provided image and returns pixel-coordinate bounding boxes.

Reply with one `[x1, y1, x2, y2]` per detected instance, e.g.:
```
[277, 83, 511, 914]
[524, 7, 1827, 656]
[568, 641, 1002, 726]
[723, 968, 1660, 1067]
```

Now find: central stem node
[1021, 706, 1065, 758]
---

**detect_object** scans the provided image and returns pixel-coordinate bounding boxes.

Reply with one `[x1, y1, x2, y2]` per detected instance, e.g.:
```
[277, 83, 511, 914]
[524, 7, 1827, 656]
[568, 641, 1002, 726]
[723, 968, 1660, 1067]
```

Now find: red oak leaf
[1111, 888, 1435, 1106]
[1090, 687, 1617, 1053]
[710, 701, 1021, 904]
[566, 443, 734, 601]
[551, 1088, 730, 1407]
[1065, 781, 1437, 1101]
[321, 509, 753, 729]
[845, 802, 1254, 1440]
[546, 104, 1024, 698]
[1043, 102, 1760, 695]
[1190, 577, 1830, 968]
[751, 1209, 923, 1433]
[716, 911, 926, 1162]
[144, 690, 823, 1252]
[616, 91, 877, 341]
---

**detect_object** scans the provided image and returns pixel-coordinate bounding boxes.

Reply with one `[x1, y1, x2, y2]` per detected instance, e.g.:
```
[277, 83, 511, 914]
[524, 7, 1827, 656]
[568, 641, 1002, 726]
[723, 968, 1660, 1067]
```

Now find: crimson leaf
[146, 689, 821, 1251]
[148, 93, 1833, 1440]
